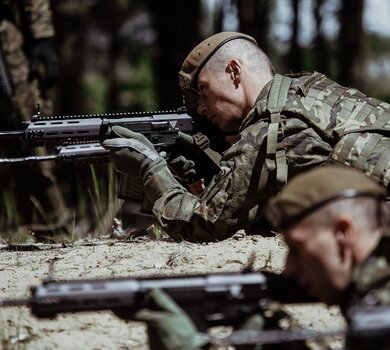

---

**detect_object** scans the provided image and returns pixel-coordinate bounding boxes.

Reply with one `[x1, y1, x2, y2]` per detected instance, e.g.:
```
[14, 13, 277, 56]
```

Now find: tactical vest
[264, 72, 390, 191]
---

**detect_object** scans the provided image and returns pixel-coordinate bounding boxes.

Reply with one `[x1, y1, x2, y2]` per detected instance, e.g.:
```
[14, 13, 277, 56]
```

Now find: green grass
[0, 163, 119, 243]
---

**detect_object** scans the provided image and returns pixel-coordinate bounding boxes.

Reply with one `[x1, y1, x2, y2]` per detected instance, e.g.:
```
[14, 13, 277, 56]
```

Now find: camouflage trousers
[0, 19, 68, 229]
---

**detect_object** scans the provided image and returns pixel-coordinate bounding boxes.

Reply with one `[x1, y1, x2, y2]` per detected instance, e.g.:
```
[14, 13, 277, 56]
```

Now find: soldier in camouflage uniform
[124, 166, 389, 349]
[0, 0, 68, 231]
[266, 165, 390, 349]
[103, 31, 390, 243]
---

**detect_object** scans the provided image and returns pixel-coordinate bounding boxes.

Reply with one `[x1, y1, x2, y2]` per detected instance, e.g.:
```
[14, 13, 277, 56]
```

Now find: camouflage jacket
[0, 0, 55, 39]
[341, 233, 390, 349]
[146, 72, 390, 242]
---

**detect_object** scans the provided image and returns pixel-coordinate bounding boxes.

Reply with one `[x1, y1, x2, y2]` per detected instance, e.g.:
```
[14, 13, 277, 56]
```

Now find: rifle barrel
[0, 130, 25, 139]
[0, 298, 30, 307]
[217, 328, 345, 346]
[0, 154, 57, 164]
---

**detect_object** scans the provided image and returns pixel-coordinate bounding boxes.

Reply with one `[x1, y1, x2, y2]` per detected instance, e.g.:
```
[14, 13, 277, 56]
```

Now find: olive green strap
[354, 134, 383, 171]
[320, 86, 347, 117]
[236, 75, 292, 229]
[192, 133, 222, 166]
[298, 71, 325, 96]
[236, 140, 268, 231]
[265, 74, 292, 188]
[334, 101, 390, 165]
[371, 147, 390, 184]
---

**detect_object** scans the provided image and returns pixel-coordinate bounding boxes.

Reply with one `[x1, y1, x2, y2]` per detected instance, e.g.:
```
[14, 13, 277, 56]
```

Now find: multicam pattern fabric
[24, 0, 55, 39]
[343, 235, 390, 310]
[341, 233, 390, 349]
[283, 72, 390, 188]
[146, 72, 390, 242]
[0, 1, 64, 220]
[0, 0, 55, 119]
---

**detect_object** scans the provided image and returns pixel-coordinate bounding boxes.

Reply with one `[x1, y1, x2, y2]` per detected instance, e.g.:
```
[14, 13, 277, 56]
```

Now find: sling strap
[192, 133, 222, 166]
[265, 74, 293, 188]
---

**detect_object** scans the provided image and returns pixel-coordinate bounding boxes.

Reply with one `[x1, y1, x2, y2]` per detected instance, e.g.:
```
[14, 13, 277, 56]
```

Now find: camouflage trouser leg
[0, 19, 68, 227]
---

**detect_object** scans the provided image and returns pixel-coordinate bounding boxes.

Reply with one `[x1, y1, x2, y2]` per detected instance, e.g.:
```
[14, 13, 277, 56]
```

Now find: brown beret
[178, 32, 257, 96]
[266, 166, 387, 231]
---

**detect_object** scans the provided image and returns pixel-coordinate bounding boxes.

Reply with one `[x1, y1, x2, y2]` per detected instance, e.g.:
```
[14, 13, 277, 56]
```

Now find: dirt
[0, 228, 346, 350]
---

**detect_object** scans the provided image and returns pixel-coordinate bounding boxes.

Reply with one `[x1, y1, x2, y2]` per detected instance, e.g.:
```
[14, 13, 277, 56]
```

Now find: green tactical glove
[165, 132, 197, 182]
[169, 155, 197, 182]
[102, 126, 166, 179]
[133, 289, 210, 350]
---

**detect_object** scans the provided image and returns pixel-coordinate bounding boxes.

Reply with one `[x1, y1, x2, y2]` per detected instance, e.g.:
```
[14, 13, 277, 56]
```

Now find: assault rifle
[0, 107, 193, 147]
[0, 43, 13, 97]
[0, 106, 221, 180]
[0, 271, 388, 348]
[0, 271, 311, 332]
[219, 305, 390, 348]
[0, 143, 108, 166]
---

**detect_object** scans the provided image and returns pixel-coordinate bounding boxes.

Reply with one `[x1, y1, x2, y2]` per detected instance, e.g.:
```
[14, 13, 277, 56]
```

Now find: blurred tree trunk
[51, 3, 88, 114]
[288, 0, 302, 72]
[89, 1, 132, 111]
[313, 0, 330, 76]
[338, 0, 365, 87]
[237, 0, 273, 54]
[147, 0, 202, 109]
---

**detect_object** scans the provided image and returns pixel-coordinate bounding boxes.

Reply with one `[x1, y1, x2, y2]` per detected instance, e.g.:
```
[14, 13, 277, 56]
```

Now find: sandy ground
[0, 227, 345, 350]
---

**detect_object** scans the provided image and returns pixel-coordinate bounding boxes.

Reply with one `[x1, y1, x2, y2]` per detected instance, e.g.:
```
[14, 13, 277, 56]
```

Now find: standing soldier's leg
[0, 18, 69, 232]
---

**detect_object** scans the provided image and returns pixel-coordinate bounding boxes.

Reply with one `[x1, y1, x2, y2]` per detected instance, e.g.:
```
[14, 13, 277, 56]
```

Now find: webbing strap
[371, 147, 390, 183]
[338, 99, 356, 123]
[275, 149, 288, 186]
[236, 141, 268, 231]
[354, 103, 376, 122]
[267, 74, 293, 113]
[332, 102, 384, 164]
[374, 111, 390, 127]
[335, 133, 360, 163]
[265, 74, 293, 188]
[298, 71, 324, 95]
[315, 85, 346, 121]
[324, 86, 345, 107]
[354, 134, 383, 170]
[266, 122, 279, 169]
[192, 133, 222, 166]
[342, 127, 390, 136]
[303, 79, 331, 109]
[352, 106, 390, 169]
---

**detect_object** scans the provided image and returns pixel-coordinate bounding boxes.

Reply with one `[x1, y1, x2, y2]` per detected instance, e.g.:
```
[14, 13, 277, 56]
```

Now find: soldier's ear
[334, 218, 354, 267]
[227, 59, 241, 86]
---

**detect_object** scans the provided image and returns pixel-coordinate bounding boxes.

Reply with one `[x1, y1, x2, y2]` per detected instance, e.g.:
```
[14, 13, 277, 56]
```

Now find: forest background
[2, 0, 390, 238]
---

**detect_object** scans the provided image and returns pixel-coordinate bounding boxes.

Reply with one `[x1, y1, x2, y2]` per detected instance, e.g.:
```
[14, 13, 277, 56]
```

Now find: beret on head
[178, 32, 257, 96]
[266, 166, 387, 231]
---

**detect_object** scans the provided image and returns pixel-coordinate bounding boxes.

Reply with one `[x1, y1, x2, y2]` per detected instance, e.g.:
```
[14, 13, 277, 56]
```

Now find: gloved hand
[169, 155, 196, 181]
[133, 289, 210, 350]
[29, 38, 59, 89]
[168, 131, 198, 181]
[102, 126, 165, 179]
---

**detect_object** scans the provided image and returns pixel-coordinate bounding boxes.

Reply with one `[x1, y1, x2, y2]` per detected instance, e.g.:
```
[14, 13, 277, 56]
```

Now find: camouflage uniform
[0, 0, 68, 228]
[0, 0, 55, 120]
[341, 232, 390, 349]
[146, 72, 390, 242]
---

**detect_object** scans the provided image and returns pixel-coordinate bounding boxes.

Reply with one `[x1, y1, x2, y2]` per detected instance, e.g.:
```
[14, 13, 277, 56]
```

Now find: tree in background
[287, 0, 303, 72]
[338, 0, 365, 87]
[147, 0, 202, 109]
[51, 2, 89, 114]
[313, 0, 331, 76]
[237, 0, 273, 56]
